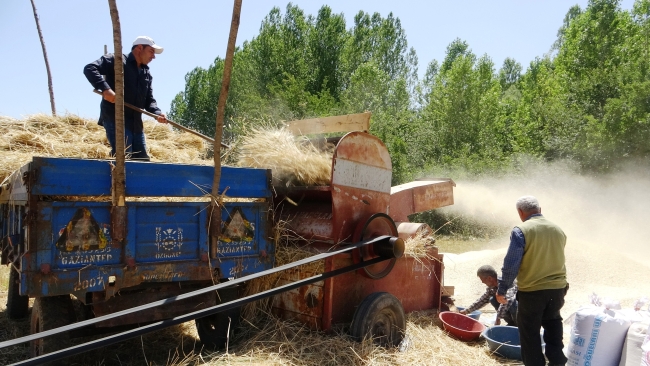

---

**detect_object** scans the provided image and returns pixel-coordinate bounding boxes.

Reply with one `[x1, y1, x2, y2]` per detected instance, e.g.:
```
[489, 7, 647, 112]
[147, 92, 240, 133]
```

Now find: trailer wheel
[195, 285, 241, 350]
[350, 292, 405, 347]
[30, 295, 76, 358]
[6, 266, 29, 319]
[353, 213, 398, 279]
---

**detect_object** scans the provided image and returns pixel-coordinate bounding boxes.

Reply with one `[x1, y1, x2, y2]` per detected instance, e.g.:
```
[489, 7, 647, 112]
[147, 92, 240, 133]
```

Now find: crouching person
[461, 265, 518, 326]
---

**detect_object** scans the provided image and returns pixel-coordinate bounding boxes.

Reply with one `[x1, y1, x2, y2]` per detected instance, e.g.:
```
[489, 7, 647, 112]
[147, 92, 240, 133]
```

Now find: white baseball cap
[132, 36, 163, 54]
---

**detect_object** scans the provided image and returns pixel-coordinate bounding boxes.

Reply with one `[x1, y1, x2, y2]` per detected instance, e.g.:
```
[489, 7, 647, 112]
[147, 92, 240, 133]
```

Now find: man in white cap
[84, 36, 167, 160]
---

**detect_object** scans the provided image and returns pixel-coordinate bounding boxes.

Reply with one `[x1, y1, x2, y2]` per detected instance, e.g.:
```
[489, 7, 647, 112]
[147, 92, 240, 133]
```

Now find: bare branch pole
[210, 0, 242, 257]
[107, 0, 125, 207]
[107, 0, 127, 244]
[29, 0, 56, 116]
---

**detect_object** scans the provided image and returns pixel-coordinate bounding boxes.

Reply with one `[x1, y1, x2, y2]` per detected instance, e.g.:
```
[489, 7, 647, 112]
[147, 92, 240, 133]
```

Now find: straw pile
[0, 114, 210, 183]
[211, 309, 512, 366]
[237, 127, 333, 187]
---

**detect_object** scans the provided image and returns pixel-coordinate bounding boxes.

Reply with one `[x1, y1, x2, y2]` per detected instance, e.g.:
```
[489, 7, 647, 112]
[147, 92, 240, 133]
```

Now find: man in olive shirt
[496, 196, 569, 366]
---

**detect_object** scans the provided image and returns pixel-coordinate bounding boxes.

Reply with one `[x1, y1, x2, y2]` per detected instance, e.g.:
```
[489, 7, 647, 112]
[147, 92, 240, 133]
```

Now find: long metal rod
[0, 235, 391, 349]
[11, 255, 386, 366]
[92, 89, 229, 148]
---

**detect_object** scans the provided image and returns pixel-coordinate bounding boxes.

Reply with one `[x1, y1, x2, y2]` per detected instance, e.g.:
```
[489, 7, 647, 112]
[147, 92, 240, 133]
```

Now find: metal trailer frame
[1, 157, 274, 328]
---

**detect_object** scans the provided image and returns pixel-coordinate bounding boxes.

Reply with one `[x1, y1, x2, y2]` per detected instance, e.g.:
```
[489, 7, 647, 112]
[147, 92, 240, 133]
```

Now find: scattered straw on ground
[0, 114, 211, 183]
[237, 127, 333, 187]
[177, 309, 516, 366]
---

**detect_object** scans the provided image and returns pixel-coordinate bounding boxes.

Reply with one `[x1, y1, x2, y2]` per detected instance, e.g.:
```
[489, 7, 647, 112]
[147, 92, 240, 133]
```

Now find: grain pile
[0, 114, 210, 183]
[237, 127, 333, 187]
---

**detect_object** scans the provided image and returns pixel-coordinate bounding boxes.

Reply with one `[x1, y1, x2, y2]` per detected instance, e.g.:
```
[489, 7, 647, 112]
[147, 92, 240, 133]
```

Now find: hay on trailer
[0, 114, 211, 183]
[237, 127, 333, 187]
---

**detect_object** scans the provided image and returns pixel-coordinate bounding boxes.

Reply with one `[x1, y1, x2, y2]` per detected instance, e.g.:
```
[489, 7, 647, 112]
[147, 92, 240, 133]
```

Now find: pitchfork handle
[93, 89, 229, 149]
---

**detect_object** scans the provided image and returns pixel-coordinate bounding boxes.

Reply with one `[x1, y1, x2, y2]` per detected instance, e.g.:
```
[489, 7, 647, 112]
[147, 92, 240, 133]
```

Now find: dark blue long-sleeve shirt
[497, 213, 542, 295]
[84, 52, 161, 133]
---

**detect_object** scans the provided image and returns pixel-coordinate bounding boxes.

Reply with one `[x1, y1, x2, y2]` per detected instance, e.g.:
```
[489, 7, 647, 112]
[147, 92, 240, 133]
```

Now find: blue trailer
[0, 157, 274, 355]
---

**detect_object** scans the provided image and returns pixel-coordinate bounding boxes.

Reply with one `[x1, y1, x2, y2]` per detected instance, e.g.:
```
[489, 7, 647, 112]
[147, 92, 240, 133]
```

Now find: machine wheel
[6, 266, 29, 319]
[353, 213, 399, 279]
[350, 292, 405, 347]
[195, 285, 241, 350]
[30, 295, 76, 359]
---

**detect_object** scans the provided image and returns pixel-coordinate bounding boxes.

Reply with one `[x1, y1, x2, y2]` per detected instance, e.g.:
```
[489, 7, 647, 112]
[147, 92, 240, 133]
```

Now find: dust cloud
[443, 160, 650, 266]
[438, 160, 650, 311]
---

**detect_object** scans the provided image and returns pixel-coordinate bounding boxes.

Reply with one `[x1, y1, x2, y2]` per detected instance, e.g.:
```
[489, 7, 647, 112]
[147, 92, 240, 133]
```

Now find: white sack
[641, 322, 650, 366]
[617, 320, 648, 366]
[566, 307, 631, 366]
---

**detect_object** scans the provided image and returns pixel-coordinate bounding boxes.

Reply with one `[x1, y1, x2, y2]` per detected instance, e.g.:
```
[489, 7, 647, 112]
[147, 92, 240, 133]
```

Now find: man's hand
[102, 89, 116, 103]
[459, 309, 468, 315]
[156, 113, 168, 124]
[494, 318, 501, 325]
[496, 293, 507, 304]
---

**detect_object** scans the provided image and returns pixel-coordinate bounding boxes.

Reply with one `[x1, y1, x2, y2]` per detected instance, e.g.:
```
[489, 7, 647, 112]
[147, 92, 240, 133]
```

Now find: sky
[0, 0, 637, 120]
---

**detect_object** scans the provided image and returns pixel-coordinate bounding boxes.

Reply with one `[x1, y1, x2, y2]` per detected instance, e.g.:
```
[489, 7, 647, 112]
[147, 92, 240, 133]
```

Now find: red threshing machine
[0, 113, 455, 365]
[270, 113, 455, 345]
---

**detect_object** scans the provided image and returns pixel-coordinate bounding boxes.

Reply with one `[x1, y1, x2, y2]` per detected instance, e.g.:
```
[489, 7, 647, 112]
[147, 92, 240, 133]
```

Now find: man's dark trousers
[516, 287, 568, 366]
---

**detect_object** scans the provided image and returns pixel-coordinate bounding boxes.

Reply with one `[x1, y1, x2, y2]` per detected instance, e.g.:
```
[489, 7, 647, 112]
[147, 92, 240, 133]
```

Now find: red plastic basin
[439, 311, 486, 341]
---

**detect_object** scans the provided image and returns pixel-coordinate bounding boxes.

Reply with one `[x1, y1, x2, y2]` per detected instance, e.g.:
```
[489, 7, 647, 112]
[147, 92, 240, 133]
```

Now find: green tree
[308, 6, 348, 99]
[498, 57, 522, 91]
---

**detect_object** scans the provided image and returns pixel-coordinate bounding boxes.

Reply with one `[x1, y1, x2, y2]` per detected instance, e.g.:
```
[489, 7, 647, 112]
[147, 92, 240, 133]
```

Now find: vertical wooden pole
[29, 0, 56, 116]
[210, 0, 242, 258]
[108, 0, 127, 243]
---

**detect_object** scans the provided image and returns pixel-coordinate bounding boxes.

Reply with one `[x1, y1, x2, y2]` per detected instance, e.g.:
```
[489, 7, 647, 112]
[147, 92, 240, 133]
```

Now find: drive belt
[4, 235, 395, 365]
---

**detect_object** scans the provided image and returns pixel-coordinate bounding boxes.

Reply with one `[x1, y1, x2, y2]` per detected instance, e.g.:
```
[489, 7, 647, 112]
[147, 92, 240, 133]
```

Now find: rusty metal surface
[395, 222, 433, 240]
[324, 248, 443, 329]
[389, 179, 455, 222]
[271, 268, 324, 330]
[331, 132, 392, 243]
[270, 247, 444, 332]
[279, 202, 335, 243]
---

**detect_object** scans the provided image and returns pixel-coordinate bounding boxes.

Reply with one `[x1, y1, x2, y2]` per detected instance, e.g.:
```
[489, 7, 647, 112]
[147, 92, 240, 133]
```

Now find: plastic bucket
[482, 326, 545, 360]
[482, 325, 522, 359]
[439, 311, 485, 341]
[456, 306, 482, 320]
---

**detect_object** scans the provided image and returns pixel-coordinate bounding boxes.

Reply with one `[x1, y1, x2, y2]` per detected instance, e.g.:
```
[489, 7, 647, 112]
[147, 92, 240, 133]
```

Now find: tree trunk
[29, 0, 56, 116]
[107, 0, 127, 242]
[210, 0, 242, 258]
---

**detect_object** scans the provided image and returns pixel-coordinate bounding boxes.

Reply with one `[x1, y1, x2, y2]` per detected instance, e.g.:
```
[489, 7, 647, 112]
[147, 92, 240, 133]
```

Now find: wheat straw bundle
[145, 122, 173, 140]
[0, 114, 211, 183]
[237, 127, 332, 187]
